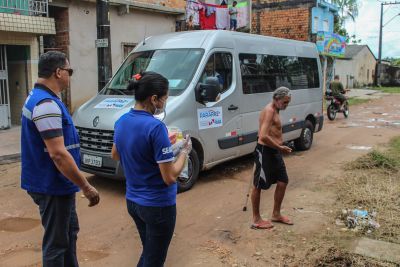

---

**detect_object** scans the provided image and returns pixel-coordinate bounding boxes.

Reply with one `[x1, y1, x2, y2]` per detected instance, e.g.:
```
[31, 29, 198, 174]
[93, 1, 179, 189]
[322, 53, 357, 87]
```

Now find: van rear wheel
[294, 120, 314, 151]
[177, 148, 200, 193]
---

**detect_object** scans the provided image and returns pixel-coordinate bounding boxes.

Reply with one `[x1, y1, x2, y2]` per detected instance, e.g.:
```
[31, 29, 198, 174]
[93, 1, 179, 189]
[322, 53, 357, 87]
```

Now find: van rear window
[103, 49, 204, 96]
[239, 53, 320, 94]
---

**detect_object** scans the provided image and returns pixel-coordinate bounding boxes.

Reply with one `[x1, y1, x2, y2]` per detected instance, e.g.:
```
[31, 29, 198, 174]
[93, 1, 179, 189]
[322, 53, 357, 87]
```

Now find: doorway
[6, 45, 30, 126]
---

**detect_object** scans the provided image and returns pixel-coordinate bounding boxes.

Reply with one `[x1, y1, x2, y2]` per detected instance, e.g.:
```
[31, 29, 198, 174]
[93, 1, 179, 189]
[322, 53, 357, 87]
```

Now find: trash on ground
[346, 145, 372, 151]
[338, 208, 380, 233]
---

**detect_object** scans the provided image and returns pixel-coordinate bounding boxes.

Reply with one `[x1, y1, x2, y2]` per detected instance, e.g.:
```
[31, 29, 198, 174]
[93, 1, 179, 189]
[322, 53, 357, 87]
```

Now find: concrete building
[0, 0, 185, 130]
[334, 45, 376, 88]
[0, 0, 55, 129]
[252, 0, 338, 42]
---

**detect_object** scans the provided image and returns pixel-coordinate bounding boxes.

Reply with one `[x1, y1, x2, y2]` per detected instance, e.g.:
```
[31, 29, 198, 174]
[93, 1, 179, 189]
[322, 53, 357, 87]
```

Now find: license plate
[83, 154, 102, 167]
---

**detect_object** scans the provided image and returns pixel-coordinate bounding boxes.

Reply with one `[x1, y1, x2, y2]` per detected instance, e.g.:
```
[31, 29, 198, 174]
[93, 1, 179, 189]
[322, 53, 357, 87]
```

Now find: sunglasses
[59, 67, 74, 76]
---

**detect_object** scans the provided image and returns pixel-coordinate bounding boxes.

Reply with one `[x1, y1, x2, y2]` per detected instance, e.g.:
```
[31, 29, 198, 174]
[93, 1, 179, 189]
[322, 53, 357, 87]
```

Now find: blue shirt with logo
[114, 109, 176, 207]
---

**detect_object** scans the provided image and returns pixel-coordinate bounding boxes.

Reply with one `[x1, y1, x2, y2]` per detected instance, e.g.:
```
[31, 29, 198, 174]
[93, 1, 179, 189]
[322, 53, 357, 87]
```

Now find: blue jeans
[28, 192, 79, 267]
[230, 19, 237, 30]
[127, 200, 176, 267]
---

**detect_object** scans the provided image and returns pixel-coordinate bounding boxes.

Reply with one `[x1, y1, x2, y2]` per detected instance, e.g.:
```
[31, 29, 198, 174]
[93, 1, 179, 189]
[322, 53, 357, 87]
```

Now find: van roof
[135, 30, 317, 55]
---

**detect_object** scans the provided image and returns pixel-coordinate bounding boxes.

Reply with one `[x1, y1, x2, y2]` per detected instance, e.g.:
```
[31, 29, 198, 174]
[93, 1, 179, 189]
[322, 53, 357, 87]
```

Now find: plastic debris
[338, 208, 380, 233]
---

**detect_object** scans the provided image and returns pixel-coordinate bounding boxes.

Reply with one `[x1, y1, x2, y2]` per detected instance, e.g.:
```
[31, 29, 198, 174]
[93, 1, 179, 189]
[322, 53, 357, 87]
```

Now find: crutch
[242, 164, 255, 211]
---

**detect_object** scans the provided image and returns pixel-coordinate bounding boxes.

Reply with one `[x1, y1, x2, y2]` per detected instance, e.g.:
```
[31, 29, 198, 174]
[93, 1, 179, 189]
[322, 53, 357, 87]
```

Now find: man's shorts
[253, 144, 289, 190]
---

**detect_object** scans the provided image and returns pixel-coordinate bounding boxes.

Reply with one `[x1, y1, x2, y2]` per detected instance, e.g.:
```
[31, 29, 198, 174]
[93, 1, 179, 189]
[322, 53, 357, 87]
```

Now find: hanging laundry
[236, 1, 249, 28]
[186, 0, 201, 26]
[199, 7, 216, 30]
[206, 6, 216, 17]
[216, 8, 229, 30]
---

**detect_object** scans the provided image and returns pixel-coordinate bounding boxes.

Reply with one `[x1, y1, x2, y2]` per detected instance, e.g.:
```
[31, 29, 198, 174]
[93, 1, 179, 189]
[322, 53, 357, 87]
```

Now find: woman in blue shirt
[111, 71, 191, 267]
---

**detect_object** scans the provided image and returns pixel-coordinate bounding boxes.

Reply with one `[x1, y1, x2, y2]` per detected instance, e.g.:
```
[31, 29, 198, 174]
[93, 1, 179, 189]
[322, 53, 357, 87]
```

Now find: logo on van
[93, 116, 99, 127]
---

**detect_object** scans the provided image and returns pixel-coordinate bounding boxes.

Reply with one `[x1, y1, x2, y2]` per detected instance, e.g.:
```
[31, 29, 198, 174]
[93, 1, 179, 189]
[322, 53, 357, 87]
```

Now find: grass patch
[314, 247, 396, 267]
[348, 97, 370, 106]
[336, 136, 400, 243]
[371, 87, 400, 94]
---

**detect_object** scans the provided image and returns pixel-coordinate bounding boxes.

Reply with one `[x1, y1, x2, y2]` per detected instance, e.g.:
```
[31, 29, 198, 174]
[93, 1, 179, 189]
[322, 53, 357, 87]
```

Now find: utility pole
[96, 0, 112, 91]
[374, 1, 400, 86]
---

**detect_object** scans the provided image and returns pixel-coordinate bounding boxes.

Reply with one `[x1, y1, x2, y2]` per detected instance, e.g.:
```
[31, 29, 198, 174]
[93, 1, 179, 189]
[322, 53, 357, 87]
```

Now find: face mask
[153, 98, 166, 116]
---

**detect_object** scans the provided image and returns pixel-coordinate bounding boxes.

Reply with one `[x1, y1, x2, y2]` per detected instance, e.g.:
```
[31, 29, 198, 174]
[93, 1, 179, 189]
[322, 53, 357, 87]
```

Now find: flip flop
[271, 215, 293, 225]
[251, 220, 274, 230]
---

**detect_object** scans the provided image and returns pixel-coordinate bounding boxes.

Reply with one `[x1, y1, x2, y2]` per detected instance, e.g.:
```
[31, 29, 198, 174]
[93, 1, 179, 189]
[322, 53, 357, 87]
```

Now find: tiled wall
[0, 13, 55, 34]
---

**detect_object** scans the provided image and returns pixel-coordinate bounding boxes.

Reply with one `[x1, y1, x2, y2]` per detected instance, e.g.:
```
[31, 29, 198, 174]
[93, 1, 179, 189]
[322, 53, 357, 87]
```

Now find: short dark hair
[38, 51, 68, 78]
[334, 75, 340, 79]
[233, 1, 237, 4]
[127, 71, 169, 102]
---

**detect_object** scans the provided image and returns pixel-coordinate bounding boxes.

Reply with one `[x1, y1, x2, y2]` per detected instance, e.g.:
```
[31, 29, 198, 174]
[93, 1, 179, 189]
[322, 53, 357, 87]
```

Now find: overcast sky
[345, 0, 400, 59]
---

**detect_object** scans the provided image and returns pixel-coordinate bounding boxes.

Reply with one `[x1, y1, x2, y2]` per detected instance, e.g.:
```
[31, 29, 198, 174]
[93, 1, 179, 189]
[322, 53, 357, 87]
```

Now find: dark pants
[127, 200, 176, 267]
[28, 192, 79, 267]
[230, 19, 237, 30]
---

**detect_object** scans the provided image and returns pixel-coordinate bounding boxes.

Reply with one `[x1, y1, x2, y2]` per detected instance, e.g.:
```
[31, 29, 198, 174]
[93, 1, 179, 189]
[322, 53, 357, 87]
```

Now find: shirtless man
[251, 87, 293, 229]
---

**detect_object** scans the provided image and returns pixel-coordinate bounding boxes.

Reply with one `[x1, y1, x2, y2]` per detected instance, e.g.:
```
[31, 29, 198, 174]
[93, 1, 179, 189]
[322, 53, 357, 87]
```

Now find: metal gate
[0, 45, 11, 129]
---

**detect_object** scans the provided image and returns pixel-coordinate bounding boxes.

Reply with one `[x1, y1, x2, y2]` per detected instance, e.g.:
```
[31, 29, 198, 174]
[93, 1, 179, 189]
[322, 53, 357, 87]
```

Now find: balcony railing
[0, 0, 48, 16]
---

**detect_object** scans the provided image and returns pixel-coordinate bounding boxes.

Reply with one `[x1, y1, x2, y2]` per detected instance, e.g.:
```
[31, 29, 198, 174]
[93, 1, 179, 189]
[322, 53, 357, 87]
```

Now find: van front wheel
[177, 148, 200, 193]
[294, 120, 314, 151]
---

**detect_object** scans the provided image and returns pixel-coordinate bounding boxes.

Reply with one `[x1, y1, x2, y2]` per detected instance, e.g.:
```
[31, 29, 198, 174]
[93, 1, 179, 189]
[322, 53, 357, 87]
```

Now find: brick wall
[252, 0, 314, 42]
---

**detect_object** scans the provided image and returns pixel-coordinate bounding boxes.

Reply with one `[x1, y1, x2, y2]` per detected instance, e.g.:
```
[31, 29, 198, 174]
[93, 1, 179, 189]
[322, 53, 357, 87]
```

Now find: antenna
[143, 25, 147, 45]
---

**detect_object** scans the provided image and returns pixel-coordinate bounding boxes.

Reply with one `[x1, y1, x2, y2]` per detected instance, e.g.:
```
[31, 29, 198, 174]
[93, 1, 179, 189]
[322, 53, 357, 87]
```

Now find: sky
[345, 0, 400, 59]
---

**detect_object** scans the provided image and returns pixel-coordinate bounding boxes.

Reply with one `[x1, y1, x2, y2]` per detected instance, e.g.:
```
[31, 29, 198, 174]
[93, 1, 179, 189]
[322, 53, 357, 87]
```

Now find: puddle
[79, 250, 109, 262]
[0, 217, 40, 232]
[346, 145, 372, 151]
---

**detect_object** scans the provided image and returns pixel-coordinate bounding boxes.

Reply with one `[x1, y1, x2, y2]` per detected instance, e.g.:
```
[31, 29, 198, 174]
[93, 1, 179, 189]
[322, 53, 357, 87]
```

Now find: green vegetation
[338, 136, 400, 243]
[372, 87, 400, 94]
[347, 98, 370, 106]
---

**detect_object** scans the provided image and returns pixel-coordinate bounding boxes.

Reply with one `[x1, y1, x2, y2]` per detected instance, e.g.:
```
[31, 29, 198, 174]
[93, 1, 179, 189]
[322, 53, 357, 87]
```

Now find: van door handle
[228, 105, 238, 111]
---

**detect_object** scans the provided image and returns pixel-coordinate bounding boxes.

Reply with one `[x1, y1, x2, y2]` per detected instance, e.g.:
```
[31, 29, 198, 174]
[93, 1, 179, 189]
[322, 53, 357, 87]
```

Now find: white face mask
[153, 98, 166, 116]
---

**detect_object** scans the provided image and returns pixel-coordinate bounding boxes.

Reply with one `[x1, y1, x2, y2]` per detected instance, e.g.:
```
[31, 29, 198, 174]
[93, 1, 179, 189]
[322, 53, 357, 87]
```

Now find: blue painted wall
[311, 0, 338, 34]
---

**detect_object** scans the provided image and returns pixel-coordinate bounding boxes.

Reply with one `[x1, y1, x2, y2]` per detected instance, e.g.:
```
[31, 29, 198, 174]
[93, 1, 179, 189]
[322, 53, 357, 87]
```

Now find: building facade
[334, 45, 376, 88]
[46, 0, 185, 112]
[0, 0, 55, 129]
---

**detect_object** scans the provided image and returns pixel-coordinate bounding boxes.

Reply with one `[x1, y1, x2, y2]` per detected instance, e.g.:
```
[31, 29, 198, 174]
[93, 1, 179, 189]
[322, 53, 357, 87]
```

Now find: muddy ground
[0, 95, 399, 267]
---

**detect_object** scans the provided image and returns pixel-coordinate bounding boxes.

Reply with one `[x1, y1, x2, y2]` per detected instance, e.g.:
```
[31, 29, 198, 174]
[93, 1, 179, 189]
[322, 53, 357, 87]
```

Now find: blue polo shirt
[114, 109, 176, 207]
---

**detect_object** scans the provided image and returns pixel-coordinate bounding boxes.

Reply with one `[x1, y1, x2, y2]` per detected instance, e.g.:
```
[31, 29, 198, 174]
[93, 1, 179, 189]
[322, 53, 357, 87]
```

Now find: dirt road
[1, 95, 399, 267]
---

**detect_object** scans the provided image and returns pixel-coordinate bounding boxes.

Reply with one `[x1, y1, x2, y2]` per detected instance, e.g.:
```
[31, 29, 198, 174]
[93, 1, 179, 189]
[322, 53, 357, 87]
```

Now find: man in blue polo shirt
[21, 51, 100, 267]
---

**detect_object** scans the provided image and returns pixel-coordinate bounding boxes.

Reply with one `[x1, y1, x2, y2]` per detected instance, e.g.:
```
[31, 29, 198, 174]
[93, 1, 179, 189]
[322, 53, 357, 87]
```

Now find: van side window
[200, 53, 233, 95]
[240, 53, 320, 94]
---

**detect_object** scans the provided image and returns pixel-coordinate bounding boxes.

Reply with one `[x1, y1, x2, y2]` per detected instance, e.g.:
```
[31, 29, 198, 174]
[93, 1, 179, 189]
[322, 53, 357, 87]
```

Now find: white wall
[334, 59, 355, 89]
[334, 47, 376, 88]
[353, 47, 376, 86]
[68, 2, 177, 111]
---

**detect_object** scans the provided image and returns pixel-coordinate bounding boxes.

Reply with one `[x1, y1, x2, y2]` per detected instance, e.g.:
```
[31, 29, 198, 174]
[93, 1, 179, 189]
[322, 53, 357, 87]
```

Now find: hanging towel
[216, 8, 229, 30]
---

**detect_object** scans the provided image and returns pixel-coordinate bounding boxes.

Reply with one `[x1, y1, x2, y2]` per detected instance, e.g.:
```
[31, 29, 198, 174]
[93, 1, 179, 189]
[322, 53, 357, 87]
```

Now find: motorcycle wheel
[343, 101, 349, 118]
[327, 104, 336, 121]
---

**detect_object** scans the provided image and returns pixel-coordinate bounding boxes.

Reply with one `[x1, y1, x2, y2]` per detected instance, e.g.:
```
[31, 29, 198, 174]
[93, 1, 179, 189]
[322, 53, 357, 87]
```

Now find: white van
[73, 30, 324, 192]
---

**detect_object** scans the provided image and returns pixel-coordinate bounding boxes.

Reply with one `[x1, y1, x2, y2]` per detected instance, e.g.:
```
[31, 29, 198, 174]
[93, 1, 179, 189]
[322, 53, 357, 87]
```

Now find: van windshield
[103, 49, 204, 96]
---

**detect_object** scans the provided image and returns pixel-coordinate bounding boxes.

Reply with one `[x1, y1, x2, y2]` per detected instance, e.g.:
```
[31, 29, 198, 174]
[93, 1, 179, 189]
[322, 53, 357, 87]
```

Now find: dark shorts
[253, 144, 289, 190]
[334, 93, 346, 103]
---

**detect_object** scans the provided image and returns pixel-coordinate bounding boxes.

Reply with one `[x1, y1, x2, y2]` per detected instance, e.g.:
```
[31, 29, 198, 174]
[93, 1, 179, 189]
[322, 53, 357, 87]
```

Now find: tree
[332, 0, 360, 42]
[332, 0, 359, 23]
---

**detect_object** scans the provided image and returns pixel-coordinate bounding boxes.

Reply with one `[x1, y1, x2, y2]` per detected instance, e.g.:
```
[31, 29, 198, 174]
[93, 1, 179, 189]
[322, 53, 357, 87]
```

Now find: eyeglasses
[59, 67, 74, 76]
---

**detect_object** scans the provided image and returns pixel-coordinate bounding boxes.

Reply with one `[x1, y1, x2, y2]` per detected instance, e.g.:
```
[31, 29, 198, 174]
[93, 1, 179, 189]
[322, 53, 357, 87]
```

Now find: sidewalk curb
[0, 153, 21, 165]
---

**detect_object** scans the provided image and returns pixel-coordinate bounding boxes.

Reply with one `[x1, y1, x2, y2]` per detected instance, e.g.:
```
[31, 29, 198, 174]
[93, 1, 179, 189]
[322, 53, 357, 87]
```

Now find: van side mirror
[195, 77, 220, 104]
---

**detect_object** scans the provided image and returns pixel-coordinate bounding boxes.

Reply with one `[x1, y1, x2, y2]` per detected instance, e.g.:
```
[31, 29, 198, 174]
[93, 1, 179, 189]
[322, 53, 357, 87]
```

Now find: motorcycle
[325, 89, 349, 121]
